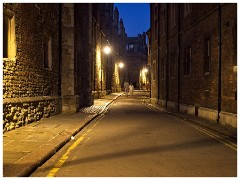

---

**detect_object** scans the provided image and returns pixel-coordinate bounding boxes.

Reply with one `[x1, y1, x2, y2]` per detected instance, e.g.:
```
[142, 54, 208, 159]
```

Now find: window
[126, 43, 134, 51]
[184, 3, 192, 17]
[170, 4, 176, 28]
[3, 8, 16, 59]
[184, 47, 191, 76]
[170, 54, 177, 78]
[44, 36, 53, 69]
[204, 39, 211, 74]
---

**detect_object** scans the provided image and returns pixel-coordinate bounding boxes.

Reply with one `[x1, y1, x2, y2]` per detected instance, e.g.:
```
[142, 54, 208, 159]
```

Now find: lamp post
[103, 45, 111, 94]
[143, 68, 149, 91]
[140, 67, 148, 91]
[118, 62, 124, 91]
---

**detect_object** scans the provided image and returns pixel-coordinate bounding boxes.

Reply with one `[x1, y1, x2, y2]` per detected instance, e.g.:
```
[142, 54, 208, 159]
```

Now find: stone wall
[3, 97, 60, 132]
[3, 3, 61, 132]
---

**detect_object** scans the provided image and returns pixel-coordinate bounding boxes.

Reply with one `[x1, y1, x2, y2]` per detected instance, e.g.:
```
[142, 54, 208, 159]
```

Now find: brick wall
[150, 3, 237, 124]
[150, 4, 159, 101]
[221, 4, 237, 114]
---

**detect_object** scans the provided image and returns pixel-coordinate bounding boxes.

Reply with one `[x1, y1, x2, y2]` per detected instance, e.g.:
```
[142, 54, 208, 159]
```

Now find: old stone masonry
[3, 99, 58, 133]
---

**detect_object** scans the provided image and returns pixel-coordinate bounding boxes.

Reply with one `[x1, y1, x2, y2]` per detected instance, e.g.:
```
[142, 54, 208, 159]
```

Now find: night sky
[114, 3, 150, 37]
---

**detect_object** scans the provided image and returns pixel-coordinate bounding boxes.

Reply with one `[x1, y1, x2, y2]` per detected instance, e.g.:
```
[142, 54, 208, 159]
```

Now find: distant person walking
[124, 81, 129, 97]
[129, 84, 134, 96]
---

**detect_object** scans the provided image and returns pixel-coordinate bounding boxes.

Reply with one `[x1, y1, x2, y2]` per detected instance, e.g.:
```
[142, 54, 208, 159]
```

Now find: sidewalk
[3, 93, 121, 177]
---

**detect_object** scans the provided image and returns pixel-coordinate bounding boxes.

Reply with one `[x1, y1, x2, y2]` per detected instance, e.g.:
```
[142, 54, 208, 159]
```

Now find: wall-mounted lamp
[143, 68, 148, 73]
[119, 62, 124, 69]
[103, 46, 111, 54]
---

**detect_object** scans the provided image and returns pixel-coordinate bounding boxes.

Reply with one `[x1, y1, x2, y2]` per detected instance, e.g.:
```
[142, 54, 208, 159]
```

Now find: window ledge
[3, 57, 17, 61]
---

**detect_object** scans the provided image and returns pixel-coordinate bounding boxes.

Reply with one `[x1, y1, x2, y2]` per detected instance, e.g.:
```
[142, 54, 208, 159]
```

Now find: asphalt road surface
[31, 92, 237, 177]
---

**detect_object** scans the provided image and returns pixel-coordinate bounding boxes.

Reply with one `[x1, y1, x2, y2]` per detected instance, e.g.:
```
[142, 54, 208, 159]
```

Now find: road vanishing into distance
[31, 92, 237, 177]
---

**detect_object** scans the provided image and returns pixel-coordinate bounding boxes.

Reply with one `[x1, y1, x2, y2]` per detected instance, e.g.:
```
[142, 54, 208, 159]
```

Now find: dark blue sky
[114, 3, 150, 37]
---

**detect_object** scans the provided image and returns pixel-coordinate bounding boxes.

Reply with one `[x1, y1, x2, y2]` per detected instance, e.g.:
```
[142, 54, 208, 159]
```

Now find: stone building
[3, 3, 125, 132]
[125, 33, 148, 89]
[112, 7, 128, 91]
[91, 5, 127, 95]
[149, 3, 237, 128]
[3, 4, 61, 132]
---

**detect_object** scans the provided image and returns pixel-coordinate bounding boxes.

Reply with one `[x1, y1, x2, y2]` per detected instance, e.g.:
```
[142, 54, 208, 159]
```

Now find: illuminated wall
[3, 4, 61, 132]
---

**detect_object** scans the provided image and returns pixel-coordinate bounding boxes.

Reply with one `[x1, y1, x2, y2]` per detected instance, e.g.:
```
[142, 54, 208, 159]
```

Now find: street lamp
[103, 45, 111, 94]
[118, 62, 125, 92]
[119, 62, 124, 69]
[143, 67, 149, 91]
[103, 46, 111, 55]
[143, 68, 148, 73]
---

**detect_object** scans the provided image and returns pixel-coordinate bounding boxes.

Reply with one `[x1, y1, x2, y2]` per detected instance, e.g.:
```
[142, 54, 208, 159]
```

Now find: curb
[146, 103, 237, 142]
[3, 94, 122, 177]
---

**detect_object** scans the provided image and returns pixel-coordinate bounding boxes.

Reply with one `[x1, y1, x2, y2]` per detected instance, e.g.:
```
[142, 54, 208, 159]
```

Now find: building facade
[3, 3, 125, 132]
[149, 3, 237, 128]
[125, 33, 148, 89]
[3, 4, 61, 132]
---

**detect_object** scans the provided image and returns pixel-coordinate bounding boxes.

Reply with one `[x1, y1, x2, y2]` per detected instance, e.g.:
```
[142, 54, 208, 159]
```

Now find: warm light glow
[103, 46, 111, 54]
[96, 46, 102, 82]
[119, 62, 124, 68]
[143, 68, 148, 73]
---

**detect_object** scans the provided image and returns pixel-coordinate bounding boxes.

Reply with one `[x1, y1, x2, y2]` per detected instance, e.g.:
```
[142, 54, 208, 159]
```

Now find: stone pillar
[61, 4, 79, 113]
[74, 4, 93, 108]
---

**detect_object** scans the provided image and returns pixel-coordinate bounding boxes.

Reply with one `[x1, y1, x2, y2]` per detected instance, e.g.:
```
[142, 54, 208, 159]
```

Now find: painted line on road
[144, 102, 237, 151]
[47, 136, 85, 177]
[179, 119, 237, 151]
[47, 120, 100, 177]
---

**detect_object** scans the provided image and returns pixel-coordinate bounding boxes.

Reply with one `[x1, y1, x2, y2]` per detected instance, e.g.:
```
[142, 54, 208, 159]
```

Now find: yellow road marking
[145, 103, 237, 151]
[180, 119, 237, 151]
[47, 136, 85, 177]
[47, 119, 102, 177]
[93, 120, 100, 126]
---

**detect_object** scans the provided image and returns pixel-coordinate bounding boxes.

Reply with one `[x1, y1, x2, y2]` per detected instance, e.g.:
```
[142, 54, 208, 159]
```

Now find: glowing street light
[103, 46, 111, 54]
[119, 62, 124, 69]
[143, 68, 148, 73]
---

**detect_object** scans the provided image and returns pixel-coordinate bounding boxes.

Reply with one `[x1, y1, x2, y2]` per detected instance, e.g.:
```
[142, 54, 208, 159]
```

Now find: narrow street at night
[30, 92, 237, 177]
[2, 2, 237, 178]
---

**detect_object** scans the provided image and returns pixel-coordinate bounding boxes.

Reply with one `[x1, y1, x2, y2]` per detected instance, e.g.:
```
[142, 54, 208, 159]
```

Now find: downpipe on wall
[217, 4, 222, 123]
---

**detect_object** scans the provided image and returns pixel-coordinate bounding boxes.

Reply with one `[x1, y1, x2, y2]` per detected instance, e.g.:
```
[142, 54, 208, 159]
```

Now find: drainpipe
[217, 4, 222, 123]
[58, 3, 62, 97]
[149, 4, 152, 99]
[177, 4, 181, 111]
[166, 4, 169, 108]
[157, 4, 161, 101]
